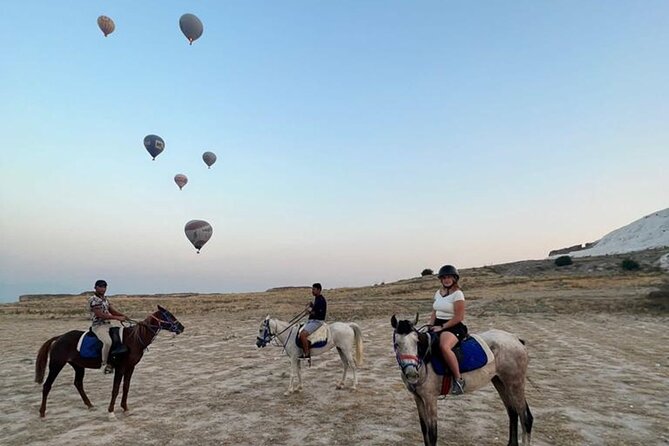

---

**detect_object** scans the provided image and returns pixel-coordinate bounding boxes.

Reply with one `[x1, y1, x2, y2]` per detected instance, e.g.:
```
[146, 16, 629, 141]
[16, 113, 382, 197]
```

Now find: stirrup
[103, 364, 114, 374]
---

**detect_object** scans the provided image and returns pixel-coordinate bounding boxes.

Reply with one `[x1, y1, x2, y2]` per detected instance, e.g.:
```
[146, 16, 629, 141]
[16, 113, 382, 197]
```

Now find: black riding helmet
[437, 265, 459, 282]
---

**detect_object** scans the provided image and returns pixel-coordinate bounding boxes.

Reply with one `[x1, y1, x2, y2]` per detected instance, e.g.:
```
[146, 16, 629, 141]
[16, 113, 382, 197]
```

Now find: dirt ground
[1, 263, 668, 445]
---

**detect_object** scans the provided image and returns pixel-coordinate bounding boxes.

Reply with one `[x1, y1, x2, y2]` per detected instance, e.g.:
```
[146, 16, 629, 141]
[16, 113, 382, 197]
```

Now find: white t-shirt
[433, 289, 465, 320]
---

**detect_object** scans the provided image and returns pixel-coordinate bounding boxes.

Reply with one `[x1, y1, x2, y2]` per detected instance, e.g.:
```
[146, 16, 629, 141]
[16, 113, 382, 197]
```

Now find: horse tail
[349, 323, 364, 366]
[35, 336, 60, 384]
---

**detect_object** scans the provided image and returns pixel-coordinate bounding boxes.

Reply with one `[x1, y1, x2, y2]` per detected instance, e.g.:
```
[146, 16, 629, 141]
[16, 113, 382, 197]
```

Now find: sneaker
[452, 378, 465, 395]
[103, 364, 114, 374]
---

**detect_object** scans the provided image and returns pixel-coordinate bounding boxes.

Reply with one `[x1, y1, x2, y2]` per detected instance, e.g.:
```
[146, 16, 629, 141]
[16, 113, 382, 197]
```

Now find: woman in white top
[428, 264, 468, 394]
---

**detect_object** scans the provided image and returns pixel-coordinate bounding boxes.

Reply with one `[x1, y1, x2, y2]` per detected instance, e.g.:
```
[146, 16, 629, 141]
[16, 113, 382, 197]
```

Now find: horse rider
[299, 283, 327, 362]
[428, 265, 468, 395]
[88, 279, 128, 374]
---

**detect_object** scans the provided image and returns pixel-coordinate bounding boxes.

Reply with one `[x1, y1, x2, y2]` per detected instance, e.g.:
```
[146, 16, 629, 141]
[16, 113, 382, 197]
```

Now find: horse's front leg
[107, 368, 123, 417]
[295, 358, 303, 392]
[120, 367, 135, 412]
[413, 393, 438, 446]
[285, 358, 298, 396]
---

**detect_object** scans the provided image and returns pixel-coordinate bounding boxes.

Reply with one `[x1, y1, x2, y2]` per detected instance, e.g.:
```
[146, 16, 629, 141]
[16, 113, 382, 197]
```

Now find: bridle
[256, 309, 309, 348]
[393, 324, 432, 377]
[127, 311, 182, 351]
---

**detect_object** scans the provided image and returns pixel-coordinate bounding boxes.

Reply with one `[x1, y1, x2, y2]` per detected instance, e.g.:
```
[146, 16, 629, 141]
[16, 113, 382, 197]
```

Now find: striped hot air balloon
[97, 16, 115, 37]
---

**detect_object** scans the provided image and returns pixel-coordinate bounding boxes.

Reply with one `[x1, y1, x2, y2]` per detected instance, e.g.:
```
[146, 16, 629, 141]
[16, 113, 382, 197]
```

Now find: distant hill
[550, 208, 669, 258]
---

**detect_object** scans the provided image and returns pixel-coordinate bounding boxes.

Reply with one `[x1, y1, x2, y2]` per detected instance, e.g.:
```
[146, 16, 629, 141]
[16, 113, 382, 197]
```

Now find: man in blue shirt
[299, 283, 327, 360]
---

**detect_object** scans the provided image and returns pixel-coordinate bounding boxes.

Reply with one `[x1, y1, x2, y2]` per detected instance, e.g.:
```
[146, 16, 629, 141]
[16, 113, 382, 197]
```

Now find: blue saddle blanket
[431, 334, 490, 375]
[77, 327, 126, 360]
[78, 331, 103, 359]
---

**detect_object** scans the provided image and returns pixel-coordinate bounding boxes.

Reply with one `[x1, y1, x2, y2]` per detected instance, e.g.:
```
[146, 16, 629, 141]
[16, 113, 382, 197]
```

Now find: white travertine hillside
[570, 208, 669, 258]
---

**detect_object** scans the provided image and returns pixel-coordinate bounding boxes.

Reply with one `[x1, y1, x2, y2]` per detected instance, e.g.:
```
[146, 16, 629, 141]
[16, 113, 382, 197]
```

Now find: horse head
[256, 316, 272, 348]
[391, 314, 429, 385]
[154, 305, 184, 334]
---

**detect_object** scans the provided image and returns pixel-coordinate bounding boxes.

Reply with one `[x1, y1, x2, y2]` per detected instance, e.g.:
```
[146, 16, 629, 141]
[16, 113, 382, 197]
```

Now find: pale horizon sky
[1, 1, 667, 302]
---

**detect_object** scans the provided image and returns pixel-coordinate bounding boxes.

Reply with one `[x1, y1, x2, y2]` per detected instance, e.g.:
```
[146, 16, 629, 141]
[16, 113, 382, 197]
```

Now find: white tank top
[433, 289, 464, 320]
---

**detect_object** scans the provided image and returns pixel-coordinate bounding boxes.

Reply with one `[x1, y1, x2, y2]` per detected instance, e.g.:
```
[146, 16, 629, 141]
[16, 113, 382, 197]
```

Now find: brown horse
[35, 305, 184, 418]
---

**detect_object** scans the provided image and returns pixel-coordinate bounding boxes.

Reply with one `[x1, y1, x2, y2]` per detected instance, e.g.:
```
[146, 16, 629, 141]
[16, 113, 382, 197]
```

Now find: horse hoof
[108, 412, 117, 421]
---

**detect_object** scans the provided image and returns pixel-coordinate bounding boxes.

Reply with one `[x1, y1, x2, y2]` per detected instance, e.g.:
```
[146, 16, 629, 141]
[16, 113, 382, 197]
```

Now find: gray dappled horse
[256, 316, 363, 395]
[391, 314, 533, 446]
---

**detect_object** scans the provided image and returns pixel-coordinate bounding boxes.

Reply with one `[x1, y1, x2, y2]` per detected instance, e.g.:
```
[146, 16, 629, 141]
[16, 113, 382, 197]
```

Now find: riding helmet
[437, 265, 459, 281]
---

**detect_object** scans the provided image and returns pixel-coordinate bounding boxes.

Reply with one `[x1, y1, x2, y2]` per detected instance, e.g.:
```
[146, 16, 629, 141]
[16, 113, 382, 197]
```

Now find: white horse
[391, 314, 533, 446]
[256, 316, 364, 395]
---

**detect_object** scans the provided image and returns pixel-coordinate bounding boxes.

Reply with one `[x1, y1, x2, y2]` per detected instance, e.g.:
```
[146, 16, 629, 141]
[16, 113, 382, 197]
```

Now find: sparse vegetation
[554, 255, 573, 267]
[421, 268, 433, 276]
[621, 259, 640, 271]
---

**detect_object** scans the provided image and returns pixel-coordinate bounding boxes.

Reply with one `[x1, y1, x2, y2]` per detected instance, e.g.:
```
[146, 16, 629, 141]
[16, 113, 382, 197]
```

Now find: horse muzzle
[256, 337, 267, 348]
[403, 365, 420, 384]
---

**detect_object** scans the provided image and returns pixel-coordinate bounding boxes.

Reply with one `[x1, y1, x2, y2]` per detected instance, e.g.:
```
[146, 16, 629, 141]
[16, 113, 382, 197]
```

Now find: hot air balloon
[143, 134, 165, 160]
[202, 151, 217, 169]
[97, 16, 115, 37]
[174, 174, 188, 190]
[184, 220, 213, 253]
[179, 13, 204, 45]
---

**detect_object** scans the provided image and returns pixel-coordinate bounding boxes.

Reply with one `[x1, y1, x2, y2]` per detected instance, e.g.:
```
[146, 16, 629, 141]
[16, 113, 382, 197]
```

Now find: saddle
[77, 327, 128, 364]
[428, 333, 495, 395]
[295, 323, 329, 350]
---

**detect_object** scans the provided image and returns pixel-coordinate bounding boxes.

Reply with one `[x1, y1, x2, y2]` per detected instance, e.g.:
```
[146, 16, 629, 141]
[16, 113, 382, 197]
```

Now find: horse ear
[391, 315, 398, 329]
[157, 305, 166, 312]
[265, 314, 270, 321]
[414, 313, 419, 326]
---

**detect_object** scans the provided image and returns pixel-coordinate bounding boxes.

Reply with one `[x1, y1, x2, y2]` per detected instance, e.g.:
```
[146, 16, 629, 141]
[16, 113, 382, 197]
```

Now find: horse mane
[127, 313, 156, 346]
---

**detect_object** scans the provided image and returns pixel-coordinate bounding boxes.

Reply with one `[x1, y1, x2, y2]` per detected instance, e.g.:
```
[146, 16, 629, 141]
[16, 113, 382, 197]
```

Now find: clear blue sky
[1, 1, 667, 302]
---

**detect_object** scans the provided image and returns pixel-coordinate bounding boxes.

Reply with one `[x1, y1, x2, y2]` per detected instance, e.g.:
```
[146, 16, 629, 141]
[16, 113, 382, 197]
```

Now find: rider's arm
[108, 305, 127, 319]
[428, 310, 436, 326]
[92, 307, 125, 322]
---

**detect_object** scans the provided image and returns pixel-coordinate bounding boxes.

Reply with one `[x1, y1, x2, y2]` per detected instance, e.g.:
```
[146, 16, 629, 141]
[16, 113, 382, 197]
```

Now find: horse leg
[335, 347, 348, 389]
[285, 358, 298, 395]
[39, 359, 66, 418]
[492, 376, 532, 446]
[296, 358, 303, 392]
[413, 393, 438, 446]
[107, 368, 123, 417]
[70, 363, 93, 409]
[520, 402, 533, 446]
[120, 367, 135, 412]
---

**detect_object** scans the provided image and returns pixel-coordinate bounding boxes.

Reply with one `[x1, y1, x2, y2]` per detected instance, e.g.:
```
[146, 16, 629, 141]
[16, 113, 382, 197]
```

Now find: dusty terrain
[1, 252, 668, 445]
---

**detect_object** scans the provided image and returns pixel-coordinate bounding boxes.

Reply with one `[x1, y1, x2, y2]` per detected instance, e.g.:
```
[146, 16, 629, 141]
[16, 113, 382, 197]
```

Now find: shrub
[421, 268, 434, 276]
[621, 259, 640, 271]
[554, 255, 573, 267]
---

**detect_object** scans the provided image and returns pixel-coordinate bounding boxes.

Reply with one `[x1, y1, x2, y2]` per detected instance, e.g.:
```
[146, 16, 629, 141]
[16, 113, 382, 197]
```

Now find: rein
[126, 313, 179, 351]
[258, 308, 309, 347]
